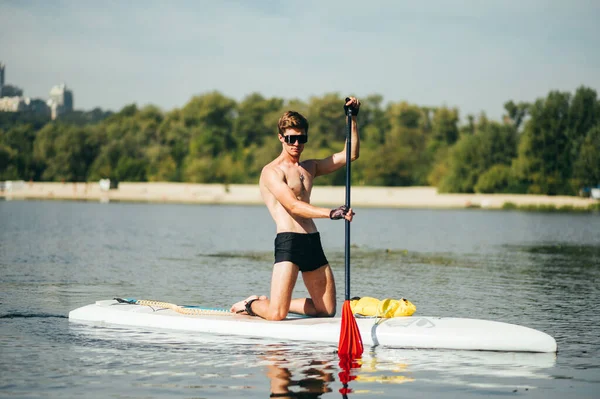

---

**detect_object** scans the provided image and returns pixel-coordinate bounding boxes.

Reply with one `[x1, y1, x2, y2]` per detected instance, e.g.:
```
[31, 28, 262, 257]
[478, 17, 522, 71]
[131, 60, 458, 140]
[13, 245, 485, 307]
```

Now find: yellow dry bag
[350, 296, 416, 318]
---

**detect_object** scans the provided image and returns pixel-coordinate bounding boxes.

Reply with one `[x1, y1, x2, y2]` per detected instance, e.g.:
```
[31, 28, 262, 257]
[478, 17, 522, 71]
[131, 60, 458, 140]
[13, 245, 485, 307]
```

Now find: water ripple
[1, 202, 599, 398]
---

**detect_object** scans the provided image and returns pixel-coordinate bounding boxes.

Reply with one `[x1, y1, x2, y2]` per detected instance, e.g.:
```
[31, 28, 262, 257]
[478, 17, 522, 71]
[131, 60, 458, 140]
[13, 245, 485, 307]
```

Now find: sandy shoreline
[1, 181, 597, 210]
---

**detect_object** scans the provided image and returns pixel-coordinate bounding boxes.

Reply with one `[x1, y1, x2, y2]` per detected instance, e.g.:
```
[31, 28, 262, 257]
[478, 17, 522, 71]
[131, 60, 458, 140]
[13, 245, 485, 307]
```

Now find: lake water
[1, 200, 599, 398]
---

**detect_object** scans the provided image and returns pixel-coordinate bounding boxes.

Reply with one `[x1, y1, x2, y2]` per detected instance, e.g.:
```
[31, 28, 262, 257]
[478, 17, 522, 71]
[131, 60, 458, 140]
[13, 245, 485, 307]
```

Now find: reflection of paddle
[338, 98, 364, 358]
[338, 355, 361, 397]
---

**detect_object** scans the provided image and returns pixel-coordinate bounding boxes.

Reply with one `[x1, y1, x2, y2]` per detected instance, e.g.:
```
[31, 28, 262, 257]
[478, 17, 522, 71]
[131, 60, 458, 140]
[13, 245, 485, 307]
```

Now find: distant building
[0, 96, 50, 114]
[47, 83, 74, 119]
[0, 63, 23, 98]
[0, 96, 28, 112]
[0, 64, 69, 118]
[0, 62, 4, 90]
[26, 98, 50, 116]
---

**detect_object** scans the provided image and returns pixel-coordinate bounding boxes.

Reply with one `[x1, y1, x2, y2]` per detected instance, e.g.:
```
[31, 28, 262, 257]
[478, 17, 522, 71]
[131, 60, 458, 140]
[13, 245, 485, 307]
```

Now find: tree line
[0, 87, 598, 195]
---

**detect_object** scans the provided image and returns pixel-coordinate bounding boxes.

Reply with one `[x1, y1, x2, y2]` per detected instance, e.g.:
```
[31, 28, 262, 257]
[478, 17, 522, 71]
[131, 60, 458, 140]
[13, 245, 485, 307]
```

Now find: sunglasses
[283, 134, 308, 144]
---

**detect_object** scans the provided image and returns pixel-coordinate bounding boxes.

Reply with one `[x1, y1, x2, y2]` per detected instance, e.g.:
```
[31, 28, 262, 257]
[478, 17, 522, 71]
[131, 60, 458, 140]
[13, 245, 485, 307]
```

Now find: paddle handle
[345, 106, 352, 301]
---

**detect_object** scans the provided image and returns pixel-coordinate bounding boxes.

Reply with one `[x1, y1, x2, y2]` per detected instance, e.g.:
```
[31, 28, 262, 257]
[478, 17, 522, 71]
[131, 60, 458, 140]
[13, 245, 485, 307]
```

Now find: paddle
[337, 98, 364, 358]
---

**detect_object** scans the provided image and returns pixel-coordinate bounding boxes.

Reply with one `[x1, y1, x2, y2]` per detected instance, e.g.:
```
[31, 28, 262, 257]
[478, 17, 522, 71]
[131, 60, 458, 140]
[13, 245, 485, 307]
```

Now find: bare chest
[286, 168, 313, 200]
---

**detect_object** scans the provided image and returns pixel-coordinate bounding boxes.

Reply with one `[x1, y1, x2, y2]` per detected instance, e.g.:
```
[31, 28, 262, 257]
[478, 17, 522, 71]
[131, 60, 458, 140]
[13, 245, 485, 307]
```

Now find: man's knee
[314, 309, 336, 318]
[265, 308, 288, 321]
[313, 303, 336, 318]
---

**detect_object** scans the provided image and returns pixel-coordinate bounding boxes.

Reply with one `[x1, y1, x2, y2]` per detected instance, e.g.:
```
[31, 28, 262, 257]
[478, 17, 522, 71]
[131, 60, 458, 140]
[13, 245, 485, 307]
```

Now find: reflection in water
[357, 351, 414, 385]
[68, 322, 557, 397]
[260, 345, 556, 396]
[264, 346, 335, 398]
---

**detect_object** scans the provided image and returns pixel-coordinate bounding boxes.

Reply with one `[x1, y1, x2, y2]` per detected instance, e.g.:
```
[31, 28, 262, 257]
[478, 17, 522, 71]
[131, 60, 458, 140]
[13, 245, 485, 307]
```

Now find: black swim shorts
[274, 232, 329, 272]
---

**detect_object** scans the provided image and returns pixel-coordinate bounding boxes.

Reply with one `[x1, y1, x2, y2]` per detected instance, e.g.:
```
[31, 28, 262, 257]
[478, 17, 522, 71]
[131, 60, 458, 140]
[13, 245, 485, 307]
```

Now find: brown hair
[277, 111, 309, 136]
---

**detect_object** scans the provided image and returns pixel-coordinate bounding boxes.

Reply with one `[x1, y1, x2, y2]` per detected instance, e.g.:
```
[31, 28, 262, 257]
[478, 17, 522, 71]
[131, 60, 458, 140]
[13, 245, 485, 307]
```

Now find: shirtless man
[230, 97, 360, 320]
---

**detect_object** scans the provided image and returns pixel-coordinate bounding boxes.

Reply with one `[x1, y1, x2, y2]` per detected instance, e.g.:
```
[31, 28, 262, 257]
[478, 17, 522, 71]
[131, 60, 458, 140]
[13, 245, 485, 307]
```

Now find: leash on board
[114, 298, 235, 316]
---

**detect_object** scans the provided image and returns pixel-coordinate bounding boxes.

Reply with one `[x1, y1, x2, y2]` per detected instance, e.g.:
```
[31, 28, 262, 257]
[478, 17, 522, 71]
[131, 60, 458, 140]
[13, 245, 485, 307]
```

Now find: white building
[0, 96, 50, 114]
[0, 96, 28, 112]
[47, 83, 74, 119]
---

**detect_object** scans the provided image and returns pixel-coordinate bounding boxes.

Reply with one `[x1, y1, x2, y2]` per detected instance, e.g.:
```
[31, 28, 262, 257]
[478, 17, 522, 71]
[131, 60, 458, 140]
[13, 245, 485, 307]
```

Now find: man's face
[280, 128, 307, 155]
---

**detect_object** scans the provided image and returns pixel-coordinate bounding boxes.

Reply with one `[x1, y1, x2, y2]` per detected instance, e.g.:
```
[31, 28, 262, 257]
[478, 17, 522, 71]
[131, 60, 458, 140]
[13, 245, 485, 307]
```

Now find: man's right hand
[330, 205, 354, 221]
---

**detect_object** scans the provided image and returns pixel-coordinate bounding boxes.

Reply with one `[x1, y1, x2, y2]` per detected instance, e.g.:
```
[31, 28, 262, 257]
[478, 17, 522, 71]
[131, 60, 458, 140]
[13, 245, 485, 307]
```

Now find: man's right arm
[262, 167, 351, 220]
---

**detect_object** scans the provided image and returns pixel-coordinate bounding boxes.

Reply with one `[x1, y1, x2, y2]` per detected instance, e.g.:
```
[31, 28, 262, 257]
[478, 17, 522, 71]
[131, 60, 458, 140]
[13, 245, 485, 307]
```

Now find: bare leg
[230, 262, 336, 320]
[301, 264, 336, 317]
[230, 262, 299, 320]
[268, 263, 337, 318]
[264, 261, 300, 320]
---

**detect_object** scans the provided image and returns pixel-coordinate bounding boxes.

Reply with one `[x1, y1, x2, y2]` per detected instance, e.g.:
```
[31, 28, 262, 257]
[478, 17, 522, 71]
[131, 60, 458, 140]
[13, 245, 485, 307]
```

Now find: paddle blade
[338, 300, 364, 357]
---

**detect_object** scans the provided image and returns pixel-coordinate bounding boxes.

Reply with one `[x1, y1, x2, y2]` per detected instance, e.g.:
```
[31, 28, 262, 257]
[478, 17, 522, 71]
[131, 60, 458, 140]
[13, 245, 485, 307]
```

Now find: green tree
[360, 145, 414, 186]
[572, 124, 600, 188]
[2, 86, 597, 191]
[156, 109, 190, 181]
[438, 121, 517, 193]
[305, 93, 347, 148]
[565, 87, 599, 189]
[33, 123, 97, 181]
[87, 141, 119, 181]
[503, 100, 529, 130]
[87, 104, 152, 182]
[234, 92, 284, 147]
[512, 91, 571, 194]
[145, 145, 177, 182]
[437, 134, 483, 193]
[474, 164, 514, 193]
[59, 108, 113, 126]
[183, 92, 238, 183]
[0, 141, 18, 180]
[357, 94, 388, 146]
[382, 101, 431, 185]
[0, 124, 40, 180]
[430, 106, 459, 151]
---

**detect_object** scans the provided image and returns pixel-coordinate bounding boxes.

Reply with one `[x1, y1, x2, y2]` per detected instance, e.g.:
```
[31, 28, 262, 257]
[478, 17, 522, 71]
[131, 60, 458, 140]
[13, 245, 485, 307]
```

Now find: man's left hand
[330, 205, 355, 221]
[344, 97, 361, 116]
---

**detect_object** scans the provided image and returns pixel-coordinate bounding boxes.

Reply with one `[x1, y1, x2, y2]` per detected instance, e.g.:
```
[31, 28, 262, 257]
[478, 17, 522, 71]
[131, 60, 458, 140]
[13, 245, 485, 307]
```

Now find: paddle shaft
[345, 108, 352, 301]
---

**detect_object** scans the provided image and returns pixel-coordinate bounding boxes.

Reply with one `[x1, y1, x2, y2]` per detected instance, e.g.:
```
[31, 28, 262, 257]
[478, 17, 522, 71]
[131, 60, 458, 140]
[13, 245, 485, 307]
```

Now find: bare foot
[230, 295, 268, 314]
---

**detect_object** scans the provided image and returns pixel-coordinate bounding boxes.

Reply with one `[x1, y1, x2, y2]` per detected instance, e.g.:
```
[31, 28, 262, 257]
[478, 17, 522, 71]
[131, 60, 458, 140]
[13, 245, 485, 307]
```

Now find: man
[230, 97, 361, 320]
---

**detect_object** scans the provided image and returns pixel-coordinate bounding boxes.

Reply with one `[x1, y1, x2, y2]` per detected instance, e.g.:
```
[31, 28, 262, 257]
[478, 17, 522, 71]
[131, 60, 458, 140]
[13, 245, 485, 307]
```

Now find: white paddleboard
[68, 299, 557, 353]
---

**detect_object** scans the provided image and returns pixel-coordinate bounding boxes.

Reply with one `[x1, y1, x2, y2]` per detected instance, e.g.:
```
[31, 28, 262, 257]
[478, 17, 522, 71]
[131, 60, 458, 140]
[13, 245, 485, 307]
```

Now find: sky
[1, 0, 599, 121]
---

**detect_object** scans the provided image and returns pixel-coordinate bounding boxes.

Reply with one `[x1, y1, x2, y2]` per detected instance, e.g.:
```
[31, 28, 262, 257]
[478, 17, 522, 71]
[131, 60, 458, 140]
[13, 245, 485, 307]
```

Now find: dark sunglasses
[283, 134, 308, 144]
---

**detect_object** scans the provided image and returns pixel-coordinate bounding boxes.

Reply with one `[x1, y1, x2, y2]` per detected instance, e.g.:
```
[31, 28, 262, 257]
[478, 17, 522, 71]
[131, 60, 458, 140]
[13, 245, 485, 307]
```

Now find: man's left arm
[314, 97, 360, 177]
